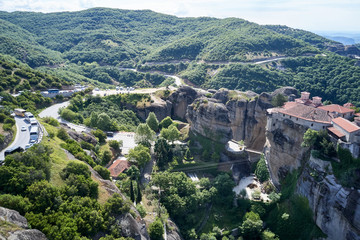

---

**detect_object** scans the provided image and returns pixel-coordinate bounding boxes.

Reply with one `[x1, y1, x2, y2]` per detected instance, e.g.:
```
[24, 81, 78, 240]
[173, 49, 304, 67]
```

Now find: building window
[322, 126, 325, 129]
[283, 114, 285, 117]
[289, 116, 292, 119]
[311, 123, 314, 127]
[296, 118, 298, 121]
[273, 123, 275, 126]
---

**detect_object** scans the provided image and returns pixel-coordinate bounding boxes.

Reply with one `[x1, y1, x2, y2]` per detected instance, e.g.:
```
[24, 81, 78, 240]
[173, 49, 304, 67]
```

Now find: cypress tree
[130, 180, 135, 203]
[136, 182, 142, 203]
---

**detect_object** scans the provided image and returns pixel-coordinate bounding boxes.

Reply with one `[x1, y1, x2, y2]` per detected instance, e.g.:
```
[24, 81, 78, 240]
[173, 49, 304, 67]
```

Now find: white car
[21, 126, 27, 131]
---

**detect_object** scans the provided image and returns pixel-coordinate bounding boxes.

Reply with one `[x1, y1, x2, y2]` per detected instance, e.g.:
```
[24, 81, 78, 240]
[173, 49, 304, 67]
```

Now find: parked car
[21, 126, 27, 131]
[106, 131, 114, 137]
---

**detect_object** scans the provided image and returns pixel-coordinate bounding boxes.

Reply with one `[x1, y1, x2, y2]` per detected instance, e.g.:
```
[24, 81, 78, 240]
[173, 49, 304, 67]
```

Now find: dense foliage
[0, 144, 133, 240]
[60, 94, 145, 131]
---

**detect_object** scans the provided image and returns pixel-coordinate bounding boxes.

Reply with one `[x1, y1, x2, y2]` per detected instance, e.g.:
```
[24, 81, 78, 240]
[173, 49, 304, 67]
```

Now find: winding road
[0, 117, 32, 161]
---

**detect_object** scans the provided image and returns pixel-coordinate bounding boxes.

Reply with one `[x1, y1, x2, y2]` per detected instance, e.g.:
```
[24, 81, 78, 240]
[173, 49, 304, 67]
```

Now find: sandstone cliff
[0, 207, 47, 240]
[264, 110, 360, 239]
[264, 116, 309, 186]
[297, 156, 360, 240]
[186, 88, 275, 150]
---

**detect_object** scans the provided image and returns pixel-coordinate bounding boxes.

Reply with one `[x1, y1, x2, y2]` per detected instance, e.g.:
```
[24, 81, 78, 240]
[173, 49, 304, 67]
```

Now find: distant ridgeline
[0, 8, 359, 105]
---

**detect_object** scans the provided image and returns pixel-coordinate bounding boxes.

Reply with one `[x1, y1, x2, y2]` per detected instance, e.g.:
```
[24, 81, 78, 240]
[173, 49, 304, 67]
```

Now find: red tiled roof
[328, 127, 345, 138]
[318, 104, 355, 114]
[108, 159, 130, 178]
[277, 102, 332, 124]
[332, 117, 360, 133]
[355, 113, 360, 117]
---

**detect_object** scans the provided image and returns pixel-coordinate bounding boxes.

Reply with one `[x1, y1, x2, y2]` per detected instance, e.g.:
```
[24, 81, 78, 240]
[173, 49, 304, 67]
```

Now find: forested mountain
[1, 7, 360, 105]
[0, 54, 69, 92]
[0, 8, 335, 67]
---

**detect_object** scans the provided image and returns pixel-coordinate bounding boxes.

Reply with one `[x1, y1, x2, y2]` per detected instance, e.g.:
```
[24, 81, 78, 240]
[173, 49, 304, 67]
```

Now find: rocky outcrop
[166, 219, 183, 240]
[186, 88, 276, 150]
[168, 86, 201, 120]
[89, 168, 150, 240]
[264, 116, 309, 186]
[67, 129, 98, 145]
[297, 156, 360, 240]
[0, 207, 47, 240]
[0, 131, 13, 152]
[133, 100, 172, 122]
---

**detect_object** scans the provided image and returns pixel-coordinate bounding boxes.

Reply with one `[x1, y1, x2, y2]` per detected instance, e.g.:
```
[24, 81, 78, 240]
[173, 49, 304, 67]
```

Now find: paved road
[39, 101, 91, 133]
[39, 101, 137, 153]
[0, 116, 31, 161]
[38, 101, 69, 120]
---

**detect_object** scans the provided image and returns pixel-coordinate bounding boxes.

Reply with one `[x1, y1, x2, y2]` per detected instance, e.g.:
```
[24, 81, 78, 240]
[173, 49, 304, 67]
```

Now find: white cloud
[0, 0, 359, 32]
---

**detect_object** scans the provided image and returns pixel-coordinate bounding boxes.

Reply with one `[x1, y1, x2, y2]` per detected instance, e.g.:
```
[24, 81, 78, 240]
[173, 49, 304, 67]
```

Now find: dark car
[106, 131, 114, 137]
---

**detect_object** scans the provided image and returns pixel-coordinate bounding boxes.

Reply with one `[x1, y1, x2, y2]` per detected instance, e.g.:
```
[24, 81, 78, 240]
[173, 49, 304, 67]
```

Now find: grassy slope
[41, 121, 112, 204]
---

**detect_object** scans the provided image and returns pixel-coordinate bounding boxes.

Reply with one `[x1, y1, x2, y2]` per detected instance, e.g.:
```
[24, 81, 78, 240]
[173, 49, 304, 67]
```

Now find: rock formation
[264, 116, 309, 186]
[0, 207, 47, 240]
[89, 167, 150, 240]
[186, 88, 275, 150]
[168, 86, 201, 120]
[297, 156, 360, 240]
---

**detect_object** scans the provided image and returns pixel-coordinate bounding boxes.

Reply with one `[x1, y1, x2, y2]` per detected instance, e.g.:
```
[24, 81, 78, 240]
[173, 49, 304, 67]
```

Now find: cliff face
[297, 156, 360, 240]
[264, 116, 309, 186]
[264, 111, 360, 239]
[168, 86, 201, 121]
[186, 88, 273, 150]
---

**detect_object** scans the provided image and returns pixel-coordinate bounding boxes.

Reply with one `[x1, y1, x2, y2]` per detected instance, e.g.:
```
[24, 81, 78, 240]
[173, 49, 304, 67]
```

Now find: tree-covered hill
[0, 8, 336, 67]
[0, 19, 63, 67]
[0, 54, 69, 92]
[264, 25, 337, 50]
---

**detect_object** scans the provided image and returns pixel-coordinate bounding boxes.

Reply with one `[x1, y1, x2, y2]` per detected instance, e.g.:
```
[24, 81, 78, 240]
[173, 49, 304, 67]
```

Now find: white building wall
[271, 112, 331, 131]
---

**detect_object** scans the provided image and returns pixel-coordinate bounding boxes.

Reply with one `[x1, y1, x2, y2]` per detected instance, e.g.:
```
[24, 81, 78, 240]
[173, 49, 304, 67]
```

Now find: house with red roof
[331, 117, 360, 143]
[267, 102, 332, 131]
[108, 157, 130, 179]
[318, 104, 355, 120]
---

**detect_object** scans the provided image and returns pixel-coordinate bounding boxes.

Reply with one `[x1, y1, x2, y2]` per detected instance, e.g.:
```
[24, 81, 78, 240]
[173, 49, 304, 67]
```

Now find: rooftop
[276, 102, 332, 124]
[328, 127, 345, 138]
[318, 104, 355, 114]
[332, 117, 360, 133]
[108, 158, 130, 178]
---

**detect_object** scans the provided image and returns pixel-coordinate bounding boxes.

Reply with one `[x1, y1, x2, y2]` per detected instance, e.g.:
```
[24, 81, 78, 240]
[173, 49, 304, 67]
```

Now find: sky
[0, 0, 359, 33]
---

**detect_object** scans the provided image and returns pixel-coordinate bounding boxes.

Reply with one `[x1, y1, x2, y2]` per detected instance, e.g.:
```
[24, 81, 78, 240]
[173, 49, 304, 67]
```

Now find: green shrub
[94, 165, 111, 180]
[3, 123, 12, 131]
[0, 113, 7, 123]
[4, 117, 15, 126]
[0, 134, 5, 144]
[149, 218, 164, 240]
[43, 116, 59, 126]
[57, 127, 69, 141]
[136, 204, 147, 218]
[80, 141, 94, 150]
[255, 155, 269, 182]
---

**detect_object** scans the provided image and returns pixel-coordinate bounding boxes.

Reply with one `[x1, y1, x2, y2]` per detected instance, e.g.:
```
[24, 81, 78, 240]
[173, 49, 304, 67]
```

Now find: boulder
[0, 207, 47, 240]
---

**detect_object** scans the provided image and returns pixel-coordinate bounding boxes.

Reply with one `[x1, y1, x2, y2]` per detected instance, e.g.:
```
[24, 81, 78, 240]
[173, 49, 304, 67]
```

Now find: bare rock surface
[0, 207, 47, 240]
[297, 156, 360, 240]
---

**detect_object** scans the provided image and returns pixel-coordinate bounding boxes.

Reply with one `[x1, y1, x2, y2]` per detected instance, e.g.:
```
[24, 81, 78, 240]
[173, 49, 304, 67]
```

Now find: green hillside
[1, 7, 359, 106]
[0, 54, 69, 93]
[0, 8, 331, 66]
